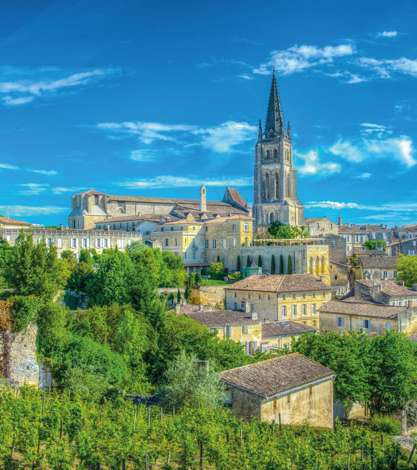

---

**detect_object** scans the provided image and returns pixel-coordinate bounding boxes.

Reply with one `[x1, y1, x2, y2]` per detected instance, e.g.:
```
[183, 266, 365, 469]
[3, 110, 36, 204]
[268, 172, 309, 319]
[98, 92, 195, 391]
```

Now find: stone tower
[253, 72, 304, 232]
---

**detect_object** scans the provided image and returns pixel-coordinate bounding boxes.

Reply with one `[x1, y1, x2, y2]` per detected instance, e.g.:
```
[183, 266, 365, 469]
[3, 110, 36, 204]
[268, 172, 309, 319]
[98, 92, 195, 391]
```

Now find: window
[222, 239, 227, 249]
[243, 223, 249, 233]
[165, 238, 169, 247]
[204, 239, 209, 248]
[175, 238, 178, 246]
[225, 325, 232, 338]
[103, 238, 109, 249]
[242, 325, 249, 334]
[311, 304, 317, 315]
[232, 224, 237, 233]
[71, 238, 78, 249]
[302, 304, 307, 316]
[363, 319, 371, 330]
[212, 239, 217, 249]
[232, 238, 236, 248]
[291, 305, 297, 319]
[337, 317, 345, 328]
[234, 302, 238, 310]
[96, 238, 101, 249]
[56, 238, 63, 249]
[117, 239, 124, 249]
[281, 305, 287, 319]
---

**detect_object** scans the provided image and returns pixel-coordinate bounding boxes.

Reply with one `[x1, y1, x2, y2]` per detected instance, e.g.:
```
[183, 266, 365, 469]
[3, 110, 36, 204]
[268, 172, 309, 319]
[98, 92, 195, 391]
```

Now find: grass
[200, 279, 230, 286]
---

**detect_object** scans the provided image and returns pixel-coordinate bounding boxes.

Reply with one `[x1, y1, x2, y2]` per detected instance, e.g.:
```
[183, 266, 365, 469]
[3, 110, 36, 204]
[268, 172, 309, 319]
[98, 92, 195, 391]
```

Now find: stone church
[253, 72, 304, 231]
[68, 72, 304, 232]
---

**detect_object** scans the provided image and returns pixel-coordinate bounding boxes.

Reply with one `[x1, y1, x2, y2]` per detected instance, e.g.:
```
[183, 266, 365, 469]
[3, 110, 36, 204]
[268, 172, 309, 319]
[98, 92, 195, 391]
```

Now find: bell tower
[253, 72, 304, 232]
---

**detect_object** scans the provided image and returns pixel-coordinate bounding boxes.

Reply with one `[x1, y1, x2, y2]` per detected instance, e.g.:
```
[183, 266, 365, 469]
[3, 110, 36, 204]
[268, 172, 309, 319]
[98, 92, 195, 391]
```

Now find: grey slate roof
[359, 254, 398, 270]
[356, 279, 417, 297]
[221, 353, 335, 399]
[319, 298, 405, 319]
[184, 309, 258, 328]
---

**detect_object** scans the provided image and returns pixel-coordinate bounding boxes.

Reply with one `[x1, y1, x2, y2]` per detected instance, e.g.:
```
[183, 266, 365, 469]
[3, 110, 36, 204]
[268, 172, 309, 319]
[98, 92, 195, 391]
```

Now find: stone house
[357, 253, 398, 280]
[304, 217, 339, 237]
[388, 237, 417, 256]
[225, 274, 332, 328]
[338, 224, 393, 255]
[183, 308, 315, 353]
[354, 279, 417, 307]
[221, 353, 335, 429]
[0, 216, 33, 230]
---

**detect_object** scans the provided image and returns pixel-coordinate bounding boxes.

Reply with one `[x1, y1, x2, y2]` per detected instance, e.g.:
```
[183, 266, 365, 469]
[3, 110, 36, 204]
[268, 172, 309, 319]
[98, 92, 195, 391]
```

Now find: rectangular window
[302, 304, 307, 316]
[232, 224, 237, 233]
[56, 238, 63, 249]
[337, 317, 345, 328]
[71, 238, 78, 249]
[82, 238, 89, 248]
[363, 319, 371, 330]
[103, 238, 109, 249]
[204, 239, 209, 248]
[291, 304, 297, 319]
[243, 223, 249, 233]
[311, 304, 317, 315]
[232, 238, 236, 248]
[96, 238, 101, 249]
[165, 238, 169, 247]
[281, 305, 287, 319]
[225, 325, 232, 338]
[212, 239, 217, 249]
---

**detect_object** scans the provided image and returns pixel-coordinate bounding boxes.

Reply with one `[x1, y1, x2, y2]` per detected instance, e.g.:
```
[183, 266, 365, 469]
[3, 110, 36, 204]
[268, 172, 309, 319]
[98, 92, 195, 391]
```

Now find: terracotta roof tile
[226, 274, 331, 294]
[262, 321, 316, 338]
[221, 353, 335, 399]
[319, 299, 405, 319]
[0, 217, 32, 227]
[185, 309, 258, 327]
[356, 279, 417, 297]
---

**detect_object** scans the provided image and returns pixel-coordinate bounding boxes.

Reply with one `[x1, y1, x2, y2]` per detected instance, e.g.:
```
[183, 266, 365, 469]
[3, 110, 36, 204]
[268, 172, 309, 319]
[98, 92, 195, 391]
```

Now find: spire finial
[257, 119, 263, 142]
[264, 69, 284, 138]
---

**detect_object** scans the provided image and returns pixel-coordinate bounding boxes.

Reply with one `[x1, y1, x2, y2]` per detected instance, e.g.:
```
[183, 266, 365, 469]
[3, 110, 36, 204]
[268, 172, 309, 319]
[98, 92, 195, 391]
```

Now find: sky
[1, 0, 417, 226]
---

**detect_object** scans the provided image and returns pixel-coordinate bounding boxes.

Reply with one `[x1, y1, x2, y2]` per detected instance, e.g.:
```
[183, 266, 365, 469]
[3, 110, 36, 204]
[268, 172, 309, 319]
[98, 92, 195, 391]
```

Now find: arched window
[265, 173, 270, 200]
[273, 149, 278, 159]
[269, 213, 274, 224]
[266, 150, 271, 159]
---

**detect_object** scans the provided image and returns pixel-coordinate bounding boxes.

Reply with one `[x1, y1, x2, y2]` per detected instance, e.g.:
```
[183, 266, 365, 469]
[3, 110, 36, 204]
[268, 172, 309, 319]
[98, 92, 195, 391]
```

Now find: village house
[224, 274, 332, 328]
[304, 217, 339, 237]
[354, 279, 417, 307]
[221, 353, 335, 429]
[183, 308, 315, 353]
[387, 237, 417, 256]
[357, 253, 398, 280]
[338, 224, 393, 255]
[0, 216, 33, 230]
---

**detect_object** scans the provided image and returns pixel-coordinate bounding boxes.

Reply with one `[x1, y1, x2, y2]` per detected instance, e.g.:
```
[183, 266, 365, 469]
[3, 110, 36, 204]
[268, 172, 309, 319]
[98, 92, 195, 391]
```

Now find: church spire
[264, 70, 284, 138]
[257, 119, 263, 142]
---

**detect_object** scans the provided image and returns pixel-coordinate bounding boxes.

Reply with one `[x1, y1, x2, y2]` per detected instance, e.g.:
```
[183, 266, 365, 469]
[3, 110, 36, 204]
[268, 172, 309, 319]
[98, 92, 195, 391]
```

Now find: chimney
[200, 185, 207, 213]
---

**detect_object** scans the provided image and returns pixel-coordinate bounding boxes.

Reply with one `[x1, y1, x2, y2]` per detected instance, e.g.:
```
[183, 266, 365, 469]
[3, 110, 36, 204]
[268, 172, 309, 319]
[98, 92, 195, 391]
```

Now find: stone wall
[190, 286, 225, 308]
[0, 322, 40, 387]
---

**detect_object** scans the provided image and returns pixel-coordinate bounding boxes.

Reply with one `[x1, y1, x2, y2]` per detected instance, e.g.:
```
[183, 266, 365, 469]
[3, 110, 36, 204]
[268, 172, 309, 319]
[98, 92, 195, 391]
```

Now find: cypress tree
[279, 255, 285, 274]
[287, 255, 293, 274]
[271, 255, 276, 274]
[237, 256, 241, 272]
[258, 255, 263, 268]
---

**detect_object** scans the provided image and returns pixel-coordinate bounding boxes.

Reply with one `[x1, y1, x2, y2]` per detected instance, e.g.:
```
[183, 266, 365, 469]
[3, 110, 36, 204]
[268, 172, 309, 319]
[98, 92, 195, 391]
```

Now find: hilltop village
[2, 74, 417, 467]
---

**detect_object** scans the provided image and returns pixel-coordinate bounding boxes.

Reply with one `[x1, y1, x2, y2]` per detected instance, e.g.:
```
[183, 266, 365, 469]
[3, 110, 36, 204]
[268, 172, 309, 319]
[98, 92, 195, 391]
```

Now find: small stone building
[221, 353, 335, 429]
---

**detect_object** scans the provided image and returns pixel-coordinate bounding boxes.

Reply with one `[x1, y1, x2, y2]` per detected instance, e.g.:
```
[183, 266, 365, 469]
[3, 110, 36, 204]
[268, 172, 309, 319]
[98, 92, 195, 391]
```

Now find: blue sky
[1, 0, 417, 226]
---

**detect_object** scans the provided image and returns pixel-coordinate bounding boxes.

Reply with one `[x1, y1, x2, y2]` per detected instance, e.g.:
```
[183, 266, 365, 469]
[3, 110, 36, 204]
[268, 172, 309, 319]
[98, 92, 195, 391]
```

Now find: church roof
[264, 71, 284, 138]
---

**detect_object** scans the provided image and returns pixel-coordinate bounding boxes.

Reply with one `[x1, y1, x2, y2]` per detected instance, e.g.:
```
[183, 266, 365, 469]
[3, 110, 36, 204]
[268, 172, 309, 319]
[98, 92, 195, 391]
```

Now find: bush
[369, 415, 401, 435]
[10, 295, 41, 332]
[208, 262, 225, 280]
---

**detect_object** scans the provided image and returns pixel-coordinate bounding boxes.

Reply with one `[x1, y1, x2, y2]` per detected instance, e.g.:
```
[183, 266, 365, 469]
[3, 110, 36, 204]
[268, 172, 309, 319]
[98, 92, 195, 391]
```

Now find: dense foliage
[397, 254, 417, 287]
[363, 239, 387, 251]
[294, 331, 417, 414]
[0, 387, 407, 469]
[268, 221, 309, 239]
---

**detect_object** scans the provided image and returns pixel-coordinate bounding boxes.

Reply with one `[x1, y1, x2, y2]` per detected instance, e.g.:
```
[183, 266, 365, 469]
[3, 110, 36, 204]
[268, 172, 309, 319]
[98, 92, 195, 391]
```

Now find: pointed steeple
[287, 120, 291, 139]
[257, 119, 263, 142]
[264, 70, 284, 138]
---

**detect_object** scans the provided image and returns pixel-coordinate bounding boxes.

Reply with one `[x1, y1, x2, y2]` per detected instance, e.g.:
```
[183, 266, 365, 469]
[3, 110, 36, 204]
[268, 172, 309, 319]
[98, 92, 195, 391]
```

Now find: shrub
[10, 295, 41, 332]
[369, 415, 401, 435]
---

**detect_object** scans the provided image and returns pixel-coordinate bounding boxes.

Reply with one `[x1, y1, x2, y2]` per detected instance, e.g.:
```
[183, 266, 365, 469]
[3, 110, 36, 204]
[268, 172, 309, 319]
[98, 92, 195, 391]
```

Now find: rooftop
[320, 298, 405, 319]
[0, 216, 32, 227]
[356, 279, 417, 297]
[221, 353, 334, 399]
[359, 254, 398, 270]
[226, 274, 331, 294]
[262, 321, 316, 338]
[184, 309, 259, 327]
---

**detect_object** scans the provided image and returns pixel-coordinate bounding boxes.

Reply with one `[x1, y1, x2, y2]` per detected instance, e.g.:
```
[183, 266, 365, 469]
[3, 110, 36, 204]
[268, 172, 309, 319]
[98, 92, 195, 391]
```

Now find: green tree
[397, 254, 417, 287]
[287, 255, 293, 274]
[363, 239, 387, 251]
[5, 233, 63, 299]
[159, 351, 224, 409]
[246, 255, 251, 267]
[10, 295, 41, 332]
[368, 332, 417, 414]
[208, 262, 225, 280]
[279, 254, 285, 274]
[271, 255, 276, 274]
[86, 250, 134, 307]
[0, 240, 12, 290]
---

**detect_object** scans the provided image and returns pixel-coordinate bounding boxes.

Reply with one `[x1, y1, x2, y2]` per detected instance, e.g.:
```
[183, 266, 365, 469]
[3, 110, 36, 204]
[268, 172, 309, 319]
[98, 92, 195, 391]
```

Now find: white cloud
[306, 200, 417, 213]
[130, 149, 158, 162]
[0, 68, 118, 106]
[0, 205, 66, 216]
[19, 183, 49, 196]
[0, 162, 57, 176]
[365, 136, 416, 167]
[360, 123, 390, 138]
[51, 186, 85, 195]
[117, 175, 252, 189]
[329, 139, 364, 162]
[198, 121, 256, 153]
[98, 120, 257, 153]
[253, 43, 355, 76]
[377, 31, 398, 38]
[296, 150, 341, 176]
[358, 57, 417, 79]
[237, 73, 255, 80]
[355, 172, 372, 179]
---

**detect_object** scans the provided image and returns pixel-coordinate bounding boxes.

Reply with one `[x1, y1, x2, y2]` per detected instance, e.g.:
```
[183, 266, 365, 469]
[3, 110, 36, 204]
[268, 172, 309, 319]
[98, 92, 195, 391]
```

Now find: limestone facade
[0, 228, 142, 256]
